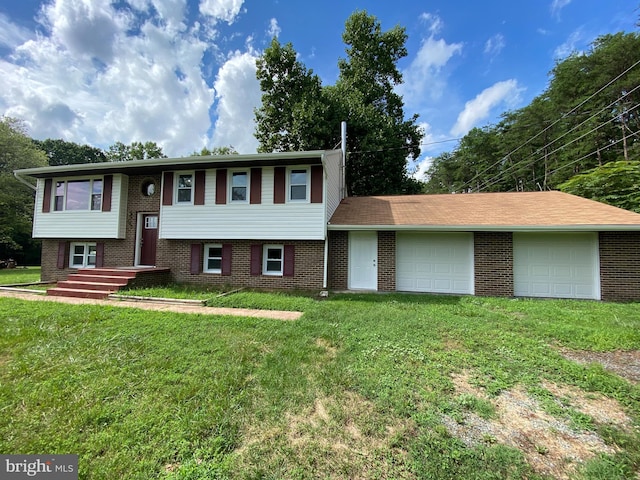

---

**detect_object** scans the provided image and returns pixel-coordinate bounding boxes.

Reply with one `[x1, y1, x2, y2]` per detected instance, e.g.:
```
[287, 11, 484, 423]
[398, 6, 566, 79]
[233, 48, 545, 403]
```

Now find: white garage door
[513, 233, 600, 300]
[397, 232, 474, 294]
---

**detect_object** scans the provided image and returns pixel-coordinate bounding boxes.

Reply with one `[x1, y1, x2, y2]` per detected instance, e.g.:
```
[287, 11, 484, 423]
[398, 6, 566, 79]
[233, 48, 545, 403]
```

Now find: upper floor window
[54, 179, 102, 211]
[289, 168, 308, 201]
[231, 171, 248, 202]
[176, 173, 193, 203]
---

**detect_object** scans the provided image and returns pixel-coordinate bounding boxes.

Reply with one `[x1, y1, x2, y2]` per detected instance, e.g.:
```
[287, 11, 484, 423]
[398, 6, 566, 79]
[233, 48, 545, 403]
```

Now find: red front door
[140, 214, 158, 265]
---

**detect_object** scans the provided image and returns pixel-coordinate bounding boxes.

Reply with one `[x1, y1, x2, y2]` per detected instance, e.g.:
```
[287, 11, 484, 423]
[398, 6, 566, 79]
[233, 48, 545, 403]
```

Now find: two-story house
[15, 150, 343, 295]
[14, 148, 640, 302]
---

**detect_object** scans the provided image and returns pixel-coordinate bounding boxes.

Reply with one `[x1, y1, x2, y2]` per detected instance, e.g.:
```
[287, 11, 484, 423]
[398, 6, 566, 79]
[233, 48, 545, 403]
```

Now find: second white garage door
[396, 232, 474, 294]
[513, 232, 600, 300]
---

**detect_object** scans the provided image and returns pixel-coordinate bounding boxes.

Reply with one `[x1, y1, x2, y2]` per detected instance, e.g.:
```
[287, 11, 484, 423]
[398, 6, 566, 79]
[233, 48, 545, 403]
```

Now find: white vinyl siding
[33, 175, 127, 239]
[513, 233, 600, 300]
[160, 202, 325, 240]
[396, 232, 474, 294]
[324, 150, 343, 220]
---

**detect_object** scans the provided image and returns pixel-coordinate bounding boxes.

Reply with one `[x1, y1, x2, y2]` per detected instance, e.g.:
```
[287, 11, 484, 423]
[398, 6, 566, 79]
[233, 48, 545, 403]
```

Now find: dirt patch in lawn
[237, 391, 415, 479]
[443, 371, 631, 479]
[557, 348, 640, 384]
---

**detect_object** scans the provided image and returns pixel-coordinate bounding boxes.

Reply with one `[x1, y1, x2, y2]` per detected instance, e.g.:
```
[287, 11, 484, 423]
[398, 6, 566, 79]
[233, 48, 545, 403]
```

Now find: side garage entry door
[396, 232, 474, 294]
[513, 232, 600, 300]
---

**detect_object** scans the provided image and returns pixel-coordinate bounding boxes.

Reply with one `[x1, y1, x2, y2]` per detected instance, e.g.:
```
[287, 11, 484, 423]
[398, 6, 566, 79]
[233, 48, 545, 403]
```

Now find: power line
[348, 137, 461, 155]
[458, 57, 640, 191]
[478, 103, 639, 191]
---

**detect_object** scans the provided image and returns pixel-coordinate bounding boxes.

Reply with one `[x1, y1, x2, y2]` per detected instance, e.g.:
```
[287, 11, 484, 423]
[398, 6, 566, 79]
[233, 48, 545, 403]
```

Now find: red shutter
[42, 179, 52, 213]
[194, 170, 206, 205]
[162, 172, 173, 206]
[250, 244, 262, 276]
[310, 165, 323, 203]
[221, 244, 232, 276]
[284, 245, 295, 277]
[57, 241, 69, 269]
[250, 168, 262, 204]
[216, 169, 227, 205]
[190, 244, 202, 274]
[95, 242, 105, 268]
[102, 175, 113, 212]
[274, 167, 286, 204]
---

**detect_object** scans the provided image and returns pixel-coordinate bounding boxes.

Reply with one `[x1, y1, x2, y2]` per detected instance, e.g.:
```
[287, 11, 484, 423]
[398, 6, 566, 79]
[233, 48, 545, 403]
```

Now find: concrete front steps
[47, 267, 171, 299]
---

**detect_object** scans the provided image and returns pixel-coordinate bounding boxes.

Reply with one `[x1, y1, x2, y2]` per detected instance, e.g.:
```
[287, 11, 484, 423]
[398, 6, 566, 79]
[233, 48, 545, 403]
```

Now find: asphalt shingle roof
[328, 191, 640, 229]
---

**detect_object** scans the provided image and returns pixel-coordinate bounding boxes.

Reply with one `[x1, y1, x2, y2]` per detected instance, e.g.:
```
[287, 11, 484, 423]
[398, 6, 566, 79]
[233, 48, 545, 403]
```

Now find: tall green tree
[191, 146, 238, 156]
[254, 11, 423, 196]
[106, 141, 166, 161]
[33, 138, 107, 166]
[254, 38, 334, 153]
[0, 117, 48, 263]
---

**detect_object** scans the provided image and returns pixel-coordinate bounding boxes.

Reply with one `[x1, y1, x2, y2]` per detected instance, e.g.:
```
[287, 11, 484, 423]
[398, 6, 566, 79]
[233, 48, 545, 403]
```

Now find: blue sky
[0, 0, 636, 177]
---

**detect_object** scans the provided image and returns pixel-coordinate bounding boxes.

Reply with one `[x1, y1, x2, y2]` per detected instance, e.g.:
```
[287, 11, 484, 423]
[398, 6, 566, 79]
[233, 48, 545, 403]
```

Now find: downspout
[13, 171, 37, 191]
[322, 149, 329, 290]
[341, 121, 347, 199]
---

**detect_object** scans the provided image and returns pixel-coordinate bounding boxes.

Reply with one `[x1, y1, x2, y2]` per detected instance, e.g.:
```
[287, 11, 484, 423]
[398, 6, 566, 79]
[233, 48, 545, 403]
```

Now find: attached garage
[513, 232, 600, 300]
[396, 232, 474, 294]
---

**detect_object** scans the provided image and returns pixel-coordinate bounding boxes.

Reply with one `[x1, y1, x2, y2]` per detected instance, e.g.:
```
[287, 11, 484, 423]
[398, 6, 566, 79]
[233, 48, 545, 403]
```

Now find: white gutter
[326, 224, 640, 232]
[13, 171, 37, 191]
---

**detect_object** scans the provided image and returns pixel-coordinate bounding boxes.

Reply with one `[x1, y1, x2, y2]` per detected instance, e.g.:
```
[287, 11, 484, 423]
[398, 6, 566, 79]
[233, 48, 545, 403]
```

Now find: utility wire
[348, 137, 461, 155]
[477, 102, 639, 191]
[458, 58, 640, 191]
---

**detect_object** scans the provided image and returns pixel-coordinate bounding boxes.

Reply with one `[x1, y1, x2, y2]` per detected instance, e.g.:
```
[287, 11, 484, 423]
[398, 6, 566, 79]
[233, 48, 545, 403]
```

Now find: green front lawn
[0, 266, 41, 285]
[1, 293, 639, 479]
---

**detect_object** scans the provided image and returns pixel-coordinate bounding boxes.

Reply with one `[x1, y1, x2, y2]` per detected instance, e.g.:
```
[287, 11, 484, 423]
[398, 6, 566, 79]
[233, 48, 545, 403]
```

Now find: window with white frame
[263, 245, 283, 276]
[176, 173, 193, 203]
[204, 244, 223, 273]
[230, 171, 248, 202]
[54, 179, 102, 211]
[70, 242, 97, 268]
[289, 168, 308, 201]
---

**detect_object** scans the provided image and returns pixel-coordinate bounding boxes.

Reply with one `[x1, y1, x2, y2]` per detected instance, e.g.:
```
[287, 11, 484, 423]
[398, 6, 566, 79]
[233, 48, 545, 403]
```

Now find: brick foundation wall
[474, 232, 514, 297]
[159, 239, 325, 290]
[599, 231, 640, 302]
[378, 231, 395, 291]
[328, 231, 348, 290]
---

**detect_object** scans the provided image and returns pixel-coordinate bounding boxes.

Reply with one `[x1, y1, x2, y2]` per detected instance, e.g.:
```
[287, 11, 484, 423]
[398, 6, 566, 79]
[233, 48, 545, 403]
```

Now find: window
[263, 245, 283, 276]
[54, 179, 102, 211]
[141, 179, 156, 197]
[230, 171, 248, 202]
[176, 173, 193, 203]
[289, 168, 308, 201]
[70, 242, 97, 268]
[204, 244, 223, 273]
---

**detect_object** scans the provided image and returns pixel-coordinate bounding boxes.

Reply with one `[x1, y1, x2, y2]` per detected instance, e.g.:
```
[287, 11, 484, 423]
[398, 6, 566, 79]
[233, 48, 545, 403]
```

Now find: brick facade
[599, 231, 640, 302]
[160, 239, 325, 290]
[377, 231, 396, 291]
[328, 231, 348, 290]
[474, 232, 514, 297]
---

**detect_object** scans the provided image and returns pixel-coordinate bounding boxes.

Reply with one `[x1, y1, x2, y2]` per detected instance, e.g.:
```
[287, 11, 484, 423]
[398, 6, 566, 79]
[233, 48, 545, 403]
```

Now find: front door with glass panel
[139, 214, 158, 266]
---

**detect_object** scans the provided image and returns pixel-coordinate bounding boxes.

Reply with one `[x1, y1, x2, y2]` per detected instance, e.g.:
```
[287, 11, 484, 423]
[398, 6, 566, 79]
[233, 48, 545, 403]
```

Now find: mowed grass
[1, 293, 639, 479]
[0, 266, 41, 285]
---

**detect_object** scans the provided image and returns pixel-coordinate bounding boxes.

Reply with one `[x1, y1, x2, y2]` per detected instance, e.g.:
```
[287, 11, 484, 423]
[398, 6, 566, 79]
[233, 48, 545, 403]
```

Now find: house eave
[326, 224, 640, 232]
[15, 150, 331, 179]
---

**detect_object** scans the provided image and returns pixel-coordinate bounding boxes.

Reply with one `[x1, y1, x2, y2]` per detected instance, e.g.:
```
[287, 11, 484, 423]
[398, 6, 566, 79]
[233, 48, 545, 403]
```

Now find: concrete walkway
[0, 289, 302, 321]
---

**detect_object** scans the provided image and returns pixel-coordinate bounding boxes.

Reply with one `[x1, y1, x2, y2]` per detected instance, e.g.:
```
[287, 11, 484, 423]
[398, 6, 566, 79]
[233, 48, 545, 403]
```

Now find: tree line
[424, 32, 640, 211]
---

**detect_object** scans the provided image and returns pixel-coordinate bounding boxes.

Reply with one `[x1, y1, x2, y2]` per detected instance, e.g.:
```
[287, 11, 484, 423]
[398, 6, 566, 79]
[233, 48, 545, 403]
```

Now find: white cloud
[0, 13, 32, 49]
[484, 34, 505, 58]
[450, 80, 523, 136]
[554, 28, 583, 58]
[551, 0, 571, 18]
[199, 0, 244, 24]
[267, 18, 281, 38]
[0, 0, 215, 156]
[399, 14, 463, 105]
[211, 50, 261, 153]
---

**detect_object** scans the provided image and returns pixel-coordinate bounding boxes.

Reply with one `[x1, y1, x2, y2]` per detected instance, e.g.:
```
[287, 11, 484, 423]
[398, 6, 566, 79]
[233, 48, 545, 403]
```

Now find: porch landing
[47, 267, 171, 299]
